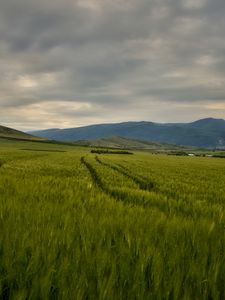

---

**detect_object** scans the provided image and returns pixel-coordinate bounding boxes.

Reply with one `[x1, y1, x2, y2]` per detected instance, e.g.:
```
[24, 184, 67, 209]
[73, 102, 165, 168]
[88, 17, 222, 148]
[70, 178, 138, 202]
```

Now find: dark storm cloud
[0, 0, 225, 130]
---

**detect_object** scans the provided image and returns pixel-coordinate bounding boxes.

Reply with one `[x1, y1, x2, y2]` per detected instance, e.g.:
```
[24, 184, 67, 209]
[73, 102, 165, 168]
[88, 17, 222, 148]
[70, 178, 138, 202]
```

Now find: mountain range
[30, 118, 225, 148]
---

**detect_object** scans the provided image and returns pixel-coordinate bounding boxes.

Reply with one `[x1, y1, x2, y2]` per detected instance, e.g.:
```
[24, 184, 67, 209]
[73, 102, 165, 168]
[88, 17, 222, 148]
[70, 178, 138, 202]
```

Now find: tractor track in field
[116, 163, 149, 182]
[81, 156, 105, 191]
[81, 156, 172, 213]
[95, 156, 155, 191]
[97, 158, 188, 203]
[81, 156, 151, 206]
[81, 156, 206, 218]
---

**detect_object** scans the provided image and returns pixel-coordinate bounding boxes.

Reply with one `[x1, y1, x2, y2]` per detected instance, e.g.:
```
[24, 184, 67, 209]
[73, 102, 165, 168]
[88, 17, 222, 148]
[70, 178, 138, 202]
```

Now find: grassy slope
[74, 135, 187, 151]
[0, 139, 225, 299]
[0, 125, 44, 140]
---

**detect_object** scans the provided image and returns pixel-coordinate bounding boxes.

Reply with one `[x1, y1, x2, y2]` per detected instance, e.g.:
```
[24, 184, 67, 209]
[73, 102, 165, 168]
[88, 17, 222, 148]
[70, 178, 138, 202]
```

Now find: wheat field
[0, 139, 225, 299]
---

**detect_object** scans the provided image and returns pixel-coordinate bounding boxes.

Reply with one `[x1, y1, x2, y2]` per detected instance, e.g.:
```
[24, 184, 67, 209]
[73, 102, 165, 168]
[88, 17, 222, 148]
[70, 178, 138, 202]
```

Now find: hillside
[30, 118, 225, 148]
[74, 136, 185, 151]
[0, 125, 43, 141]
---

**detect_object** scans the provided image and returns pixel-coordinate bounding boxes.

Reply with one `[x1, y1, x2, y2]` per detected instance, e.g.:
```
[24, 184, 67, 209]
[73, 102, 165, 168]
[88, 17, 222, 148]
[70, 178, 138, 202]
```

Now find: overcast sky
[0, 0, 225, 130]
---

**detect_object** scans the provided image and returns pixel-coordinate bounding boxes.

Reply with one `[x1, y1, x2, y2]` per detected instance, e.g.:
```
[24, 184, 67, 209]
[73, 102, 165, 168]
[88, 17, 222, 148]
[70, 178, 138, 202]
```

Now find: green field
[0, 139, 225, 299]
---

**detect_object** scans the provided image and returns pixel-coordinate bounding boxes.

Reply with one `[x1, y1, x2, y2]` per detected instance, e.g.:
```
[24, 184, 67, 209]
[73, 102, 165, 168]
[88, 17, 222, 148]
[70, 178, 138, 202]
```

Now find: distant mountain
[0, 125, 43, 141]
[30, 118, 225, 148]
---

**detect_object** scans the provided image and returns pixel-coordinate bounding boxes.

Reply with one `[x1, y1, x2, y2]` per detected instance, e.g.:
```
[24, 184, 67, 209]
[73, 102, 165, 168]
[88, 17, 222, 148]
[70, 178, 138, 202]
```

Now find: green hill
[74, 136, 187, 151]
[0, 125, 44, 141]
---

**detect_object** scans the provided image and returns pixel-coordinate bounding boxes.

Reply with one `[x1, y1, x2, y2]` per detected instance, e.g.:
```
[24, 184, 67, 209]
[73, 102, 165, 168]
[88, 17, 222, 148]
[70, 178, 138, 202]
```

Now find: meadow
[0, 138, 225, 299]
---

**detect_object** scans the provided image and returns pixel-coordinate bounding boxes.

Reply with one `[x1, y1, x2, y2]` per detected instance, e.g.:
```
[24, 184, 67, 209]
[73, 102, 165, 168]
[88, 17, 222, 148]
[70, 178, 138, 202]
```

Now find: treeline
[90, 149, 133, 155]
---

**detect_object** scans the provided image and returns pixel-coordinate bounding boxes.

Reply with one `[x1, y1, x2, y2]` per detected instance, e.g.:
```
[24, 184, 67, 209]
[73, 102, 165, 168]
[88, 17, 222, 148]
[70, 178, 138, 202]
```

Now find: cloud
[0, 0, 225, 130]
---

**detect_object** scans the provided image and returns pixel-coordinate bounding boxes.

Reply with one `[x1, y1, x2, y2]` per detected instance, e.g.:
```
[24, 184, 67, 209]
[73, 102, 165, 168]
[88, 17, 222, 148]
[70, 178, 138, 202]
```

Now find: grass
[0, 139, 225, 299]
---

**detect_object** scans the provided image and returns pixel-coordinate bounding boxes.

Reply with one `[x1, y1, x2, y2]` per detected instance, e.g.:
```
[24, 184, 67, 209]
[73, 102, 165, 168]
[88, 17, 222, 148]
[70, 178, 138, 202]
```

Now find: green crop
[0, 139, 225, 299]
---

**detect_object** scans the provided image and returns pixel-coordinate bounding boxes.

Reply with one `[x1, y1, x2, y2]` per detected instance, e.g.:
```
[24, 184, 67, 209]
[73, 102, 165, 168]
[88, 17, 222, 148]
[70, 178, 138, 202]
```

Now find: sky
[0, 0, 225, 131]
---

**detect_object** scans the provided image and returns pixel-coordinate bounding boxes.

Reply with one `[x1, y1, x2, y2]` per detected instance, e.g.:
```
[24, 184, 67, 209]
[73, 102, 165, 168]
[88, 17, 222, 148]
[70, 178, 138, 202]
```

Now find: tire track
[116, 163, 149, 182]
[81, 156, 151, 205]
[95, 156, 155, 191]
[81, 156, 216, 219]
[81, 156, 171, 213]
[81, 156, 105, 191]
